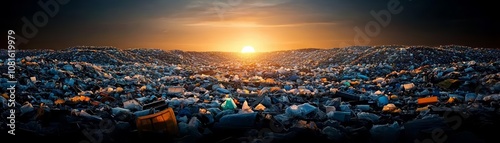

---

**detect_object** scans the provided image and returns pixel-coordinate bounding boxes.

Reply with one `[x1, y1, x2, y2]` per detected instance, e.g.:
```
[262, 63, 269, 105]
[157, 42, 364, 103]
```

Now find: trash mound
[126, 49, 186, 65]
[1, 45, 500, 143]
[3, 45, 499, 69]
[322, 45, 499, 70]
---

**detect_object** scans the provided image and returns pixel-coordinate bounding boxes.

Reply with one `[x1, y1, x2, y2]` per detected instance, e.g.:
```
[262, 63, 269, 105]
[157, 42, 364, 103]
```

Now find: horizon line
[9, 44, 498, 53]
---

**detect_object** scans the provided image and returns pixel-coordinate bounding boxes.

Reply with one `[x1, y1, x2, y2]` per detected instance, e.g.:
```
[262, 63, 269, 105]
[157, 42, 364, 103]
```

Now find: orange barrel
[136, 108, 179, 136]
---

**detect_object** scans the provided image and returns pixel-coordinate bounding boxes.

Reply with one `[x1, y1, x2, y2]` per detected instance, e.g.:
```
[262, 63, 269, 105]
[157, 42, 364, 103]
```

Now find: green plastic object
[344, 81, 351, 87]
[221, 97, 237, 110]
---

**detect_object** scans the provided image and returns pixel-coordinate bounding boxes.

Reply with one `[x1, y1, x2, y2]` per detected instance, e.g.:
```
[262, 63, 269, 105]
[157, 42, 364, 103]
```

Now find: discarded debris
[3, 45, 499, 143]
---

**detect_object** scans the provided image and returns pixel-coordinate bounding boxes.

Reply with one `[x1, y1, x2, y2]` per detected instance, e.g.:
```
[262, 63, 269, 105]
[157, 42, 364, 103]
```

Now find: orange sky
[7, 0, 498, 52]
[150, 22, 347, 52]
[113, 1, 355, 53]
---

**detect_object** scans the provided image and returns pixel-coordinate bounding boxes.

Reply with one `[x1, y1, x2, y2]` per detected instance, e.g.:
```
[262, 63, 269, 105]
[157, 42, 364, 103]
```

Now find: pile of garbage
[1, 45, 499, 143]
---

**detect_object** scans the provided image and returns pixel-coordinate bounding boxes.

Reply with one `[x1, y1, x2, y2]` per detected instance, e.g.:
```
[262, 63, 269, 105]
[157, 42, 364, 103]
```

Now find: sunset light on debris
[3, 0, 499, 143]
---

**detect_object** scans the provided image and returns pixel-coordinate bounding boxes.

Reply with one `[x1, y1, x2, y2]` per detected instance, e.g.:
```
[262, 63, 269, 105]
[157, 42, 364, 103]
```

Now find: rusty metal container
[136, 108, 179, 136]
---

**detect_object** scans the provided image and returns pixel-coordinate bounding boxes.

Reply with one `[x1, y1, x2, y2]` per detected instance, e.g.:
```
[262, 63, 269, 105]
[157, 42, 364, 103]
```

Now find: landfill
[1, 45, 500, 143]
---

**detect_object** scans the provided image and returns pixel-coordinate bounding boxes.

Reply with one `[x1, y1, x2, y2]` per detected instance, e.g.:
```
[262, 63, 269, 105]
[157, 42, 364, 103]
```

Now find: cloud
[164, 0, 353, 28]
[185, 21, 338, 28]
[247, 0, 293, 7]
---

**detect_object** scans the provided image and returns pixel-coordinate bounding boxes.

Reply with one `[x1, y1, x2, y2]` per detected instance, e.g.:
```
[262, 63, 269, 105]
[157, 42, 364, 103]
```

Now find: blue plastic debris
[377, 95, 389, 107]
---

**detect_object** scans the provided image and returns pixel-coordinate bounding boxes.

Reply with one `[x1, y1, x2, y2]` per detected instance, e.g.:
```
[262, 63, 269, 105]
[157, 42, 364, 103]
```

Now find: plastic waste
[372, 77, 385, 83]
[356, 112, 380, 123]
[417, 96, 438, 105]
[6, 45, 500, 141]
[239, 101, 254, 113]
[355, 105, 371, 111]
[112, 107, 132, 116]
[357, 74, 369, 80]
[215, 110, 235, 121]
[189, 116, 202, 129]
[260, 96, 273, 108]
[254, 103, 266, 111]
[377, 95, 389, 107]
[382, 104, 400, 113]
[339, 103, 351, 112]
[465, 93, 477, 102]
[274, 114, 292, 126]
[284, 85, 292, 91]
[136, 97, 150, 104]
[327, 111, 351, 122]
[64, 78, 75, 86]
[20, 102, 35, 115]
[63, 65, 74, 71]
[30, 77, 37, 82]
[207, 108, 221, 116]
[285, 103, 317, 118]
[177, 116, 189, 123]
[370, 122, 400, 143]
[123, 100, 142, 111]
[483, 94, 500, 101]
[325, 106, 336, 113]
[134, 109, 154, 117]
[216, 88, 230, 94]
[215, 112, 258, 129]
[221, 95, 237, 110]
[73, 109, 102, 121]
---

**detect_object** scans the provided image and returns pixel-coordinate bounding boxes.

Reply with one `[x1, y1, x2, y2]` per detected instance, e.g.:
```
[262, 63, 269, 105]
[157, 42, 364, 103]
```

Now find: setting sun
[241, 46, 256, 53]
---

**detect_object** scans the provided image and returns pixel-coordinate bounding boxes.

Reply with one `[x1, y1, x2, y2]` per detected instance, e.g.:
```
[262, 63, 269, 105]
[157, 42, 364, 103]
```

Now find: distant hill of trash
[3, 45, 499, 69]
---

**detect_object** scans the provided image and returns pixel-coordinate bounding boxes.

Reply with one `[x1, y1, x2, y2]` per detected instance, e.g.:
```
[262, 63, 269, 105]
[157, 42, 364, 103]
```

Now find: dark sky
[3, 0, 499, 52]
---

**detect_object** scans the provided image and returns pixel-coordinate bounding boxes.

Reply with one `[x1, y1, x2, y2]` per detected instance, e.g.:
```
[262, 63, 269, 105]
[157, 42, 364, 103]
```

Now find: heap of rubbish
[1, 45, 499, 143]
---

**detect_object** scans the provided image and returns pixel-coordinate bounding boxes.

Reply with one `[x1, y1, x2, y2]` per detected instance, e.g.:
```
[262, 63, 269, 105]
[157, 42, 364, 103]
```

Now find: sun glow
[241, 46, 256, 53]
